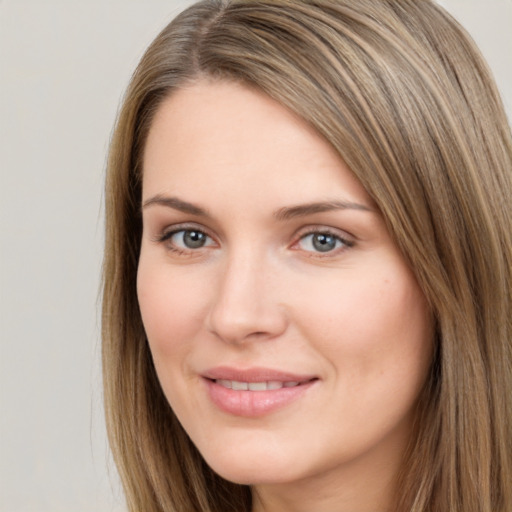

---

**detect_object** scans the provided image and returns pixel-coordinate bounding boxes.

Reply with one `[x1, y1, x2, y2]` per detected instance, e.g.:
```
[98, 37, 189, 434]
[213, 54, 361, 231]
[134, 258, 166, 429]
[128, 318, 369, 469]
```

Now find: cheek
[294, 263, 432, 383]
[136, 259, 207, 360]
[136, 259, 213, 417]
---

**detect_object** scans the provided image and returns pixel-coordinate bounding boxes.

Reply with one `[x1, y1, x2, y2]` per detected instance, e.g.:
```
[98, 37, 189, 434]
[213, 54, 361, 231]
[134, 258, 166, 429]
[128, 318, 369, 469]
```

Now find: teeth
[215, 380, 301, 391]
[248, 382, 267, 391]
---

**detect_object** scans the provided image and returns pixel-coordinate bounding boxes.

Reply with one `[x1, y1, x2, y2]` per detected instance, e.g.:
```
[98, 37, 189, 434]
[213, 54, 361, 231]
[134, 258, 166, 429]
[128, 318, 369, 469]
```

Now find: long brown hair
[102, 1, 512, 510]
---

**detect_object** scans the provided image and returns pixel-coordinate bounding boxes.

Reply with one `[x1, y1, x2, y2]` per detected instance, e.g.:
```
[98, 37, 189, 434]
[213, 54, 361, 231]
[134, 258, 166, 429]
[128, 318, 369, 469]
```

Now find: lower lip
[204, 379, 317, 417]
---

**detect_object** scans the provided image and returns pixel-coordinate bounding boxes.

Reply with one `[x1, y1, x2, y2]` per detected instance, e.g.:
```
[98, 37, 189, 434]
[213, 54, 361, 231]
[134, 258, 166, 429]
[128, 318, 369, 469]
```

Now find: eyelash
[292, 228, 354, 257]
[154, 224, 216, 255]
[154, 225, 354, 257]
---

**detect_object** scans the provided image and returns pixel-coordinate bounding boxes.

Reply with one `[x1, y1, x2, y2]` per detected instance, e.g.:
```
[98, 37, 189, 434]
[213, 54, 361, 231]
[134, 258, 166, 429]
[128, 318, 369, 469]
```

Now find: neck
[251, 464, 396, 512]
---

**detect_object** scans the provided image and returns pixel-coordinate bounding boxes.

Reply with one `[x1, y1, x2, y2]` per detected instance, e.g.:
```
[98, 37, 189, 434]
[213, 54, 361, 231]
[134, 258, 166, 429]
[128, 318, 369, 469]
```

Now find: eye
[159, 228, 215, 251]
[296, 231, 352, 254]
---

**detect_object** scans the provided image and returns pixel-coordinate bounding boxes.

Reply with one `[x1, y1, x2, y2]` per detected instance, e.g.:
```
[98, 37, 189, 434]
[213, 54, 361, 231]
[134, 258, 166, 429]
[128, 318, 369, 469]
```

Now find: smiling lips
[202, 367, 317, 417]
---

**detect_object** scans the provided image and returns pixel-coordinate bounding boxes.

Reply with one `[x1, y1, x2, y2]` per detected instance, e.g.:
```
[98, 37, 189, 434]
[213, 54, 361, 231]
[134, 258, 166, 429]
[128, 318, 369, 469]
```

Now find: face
[138, 80, 433, 507]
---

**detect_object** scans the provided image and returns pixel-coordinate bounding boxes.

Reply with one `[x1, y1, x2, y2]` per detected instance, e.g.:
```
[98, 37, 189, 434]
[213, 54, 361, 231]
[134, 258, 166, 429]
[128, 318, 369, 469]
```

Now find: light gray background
[0, 1, 510, 511]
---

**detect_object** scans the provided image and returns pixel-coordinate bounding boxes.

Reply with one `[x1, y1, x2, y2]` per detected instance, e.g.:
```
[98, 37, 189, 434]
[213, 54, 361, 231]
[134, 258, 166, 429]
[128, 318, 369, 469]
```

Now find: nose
[206, 250, 288, 345]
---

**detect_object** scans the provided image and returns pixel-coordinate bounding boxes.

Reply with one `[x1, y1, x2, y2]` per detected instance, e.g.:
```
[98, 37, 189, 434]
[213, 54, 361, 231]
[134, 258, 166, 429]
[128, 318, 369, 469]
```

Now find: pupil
[312, 233, 336, 252]
[184, 231, 206, 248]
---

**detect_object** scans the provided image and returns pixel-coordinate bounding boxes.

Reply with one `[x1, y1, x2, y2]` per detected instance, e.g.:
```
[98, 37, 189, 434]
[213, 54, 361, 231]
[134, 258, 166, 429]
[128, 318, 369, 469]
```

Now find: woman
[102, 1, 512, 511]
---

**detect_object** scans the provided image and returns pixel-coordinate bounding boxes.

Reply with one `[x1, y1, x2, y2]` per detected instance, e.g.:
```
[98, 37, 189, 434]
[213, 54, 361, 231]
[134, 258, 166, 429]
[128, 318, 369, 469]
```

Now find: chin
[199, 444, 301, 486]
[211, 464, 295, 486]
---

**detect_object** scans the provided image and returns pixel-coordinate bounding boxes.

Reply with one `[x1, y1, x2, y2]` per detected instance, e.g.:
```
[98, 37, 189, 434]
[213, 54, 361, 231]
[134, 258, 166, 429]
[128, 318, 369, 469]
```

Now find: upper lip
[202, 366, 317, 383]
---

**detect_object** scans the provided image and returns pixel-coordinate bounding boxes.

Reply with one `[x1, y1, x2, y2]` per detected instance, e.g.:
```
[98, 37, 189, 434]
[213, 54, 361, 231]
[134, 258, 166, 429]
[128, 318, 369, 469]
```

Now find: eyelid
[152, 222, 218, 249]
[151, 222, 355, 256]
[290, 225, 355, 254]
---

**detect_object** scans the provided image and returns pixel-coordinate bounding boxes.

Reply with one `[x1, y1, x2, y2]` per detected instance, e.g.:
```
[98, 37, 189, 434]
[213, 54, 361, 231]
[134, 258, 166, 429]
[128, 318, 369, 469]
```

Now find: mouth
[210, 378, 313, 391]
[201, 367, 318, 417]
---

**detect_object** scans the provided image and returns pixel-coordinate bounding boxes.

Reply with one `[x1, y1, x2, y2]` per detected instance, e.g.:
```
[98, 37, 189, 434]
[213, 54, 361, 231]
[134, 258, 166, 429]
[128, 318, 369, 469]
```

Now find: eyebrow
[273, 200, 373, 221]
[142, 195, 373, 219]
[142, 195, 210, 217]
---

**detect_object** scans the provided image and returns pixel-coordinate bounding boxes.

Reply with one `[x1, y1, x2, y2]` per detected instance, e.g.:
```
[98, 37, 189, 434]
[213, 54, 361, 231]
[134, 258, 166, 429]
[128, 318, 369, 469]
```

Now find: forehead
[144, 79, 333, 173]
[142, 80, 372, 211]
